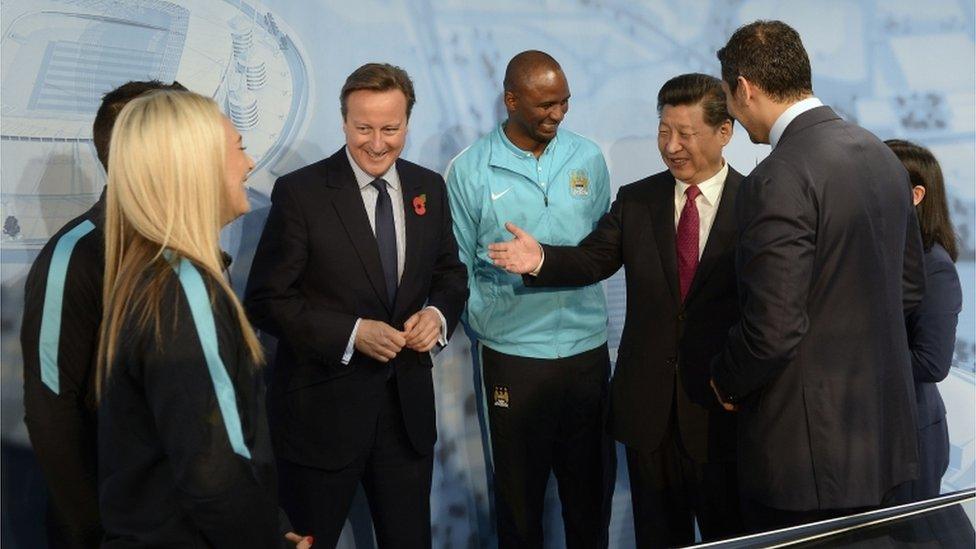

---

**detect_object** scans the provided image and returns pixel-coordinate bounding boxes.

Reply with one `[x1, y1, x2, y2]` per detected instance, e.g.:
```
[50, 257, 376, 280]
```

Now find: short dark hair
[657, 73, 731, 128]
[503, 50, 562, 93]
[93, 80, 187, 170]
[340, 63, 416, 119]
[717, 20, 813, 102]
[885, 139, 958, 261]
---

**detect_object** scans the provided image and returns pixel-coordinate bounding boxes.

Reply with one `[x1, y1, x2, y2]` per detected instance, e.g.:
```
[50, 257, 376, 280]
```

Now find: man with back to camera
[446, 50, 615, 548]
[487, 73, 746, 547]
[708, 20, 925, 529]
[20, 80, 186, 548]
[245, 63, 468, 548]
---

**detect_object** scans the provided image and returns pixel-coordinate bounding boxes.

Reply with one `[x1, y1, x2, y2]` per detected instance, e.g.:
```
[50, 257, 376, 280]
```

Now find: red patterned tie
[676, 185, 701, 302]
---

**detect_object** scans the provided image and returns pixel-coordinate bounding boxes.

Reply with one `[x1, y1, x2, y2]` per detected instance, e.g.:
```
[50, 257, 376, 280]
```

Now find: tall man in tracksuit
[20, 80, 185, 548]
[446, 50, 614, 548]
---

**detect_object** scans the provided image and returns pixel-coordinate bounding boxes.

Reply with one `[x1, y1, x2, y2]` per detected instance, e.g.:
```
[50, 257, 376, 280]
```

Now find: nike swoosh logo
[491, 187, 513, 201]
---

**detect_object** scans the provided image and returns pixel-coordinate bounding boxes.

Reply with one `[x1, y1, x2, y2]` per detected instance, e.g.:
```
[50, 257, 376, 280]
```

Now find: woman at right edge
[886, 138, 963, 501]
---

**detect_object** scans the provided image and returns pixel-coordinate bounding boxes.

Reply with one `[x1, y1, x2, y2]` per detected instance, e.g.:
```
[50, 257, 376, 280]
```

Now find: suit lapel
[685, 169, 741, 303]
[327, 151, 392, 314]
[393, 161, 426, 318]
[649, 176, 681, 307]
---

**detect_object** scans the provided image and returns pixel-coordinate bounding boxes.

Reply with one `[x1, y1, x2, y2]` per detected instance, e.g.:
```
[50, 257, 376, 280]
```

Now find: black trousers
[481, 343, 615, 549]
[625, 399, 743, 548]
[277, 378, 433, 549]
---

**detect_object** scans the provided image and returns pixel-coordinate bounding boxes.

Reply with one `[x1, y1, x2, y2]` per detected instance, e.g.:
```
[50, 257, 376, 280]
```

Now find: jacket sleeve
[425, 177, 469, 340]
[445, 160, 480, 326]
[139, 292, 281, 547]
[528, 195, 626, 288]
[21, 240, 103, 547]
[592, 152, 612, 222]
[711, 164, 817, 400]
[907, 251, 961, 383]
[245, 179, 358, 362]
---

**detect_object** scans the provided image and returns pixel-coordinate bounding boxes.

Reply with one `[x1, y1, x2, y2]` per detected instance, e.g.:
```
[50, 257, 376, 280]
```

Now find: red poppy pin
[412, 194, 427, 216]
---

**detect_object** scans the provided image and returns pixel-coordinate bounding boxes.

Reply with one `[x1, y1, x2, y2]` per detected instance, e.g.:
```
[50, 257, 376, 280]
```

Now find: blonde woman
[96, 90, 310, 548]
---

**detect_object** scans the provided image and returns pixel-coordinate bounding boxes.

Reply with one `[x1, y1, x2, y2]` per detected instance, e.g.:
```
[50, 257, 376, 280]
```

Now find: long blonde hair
[97, 90, 262, 396]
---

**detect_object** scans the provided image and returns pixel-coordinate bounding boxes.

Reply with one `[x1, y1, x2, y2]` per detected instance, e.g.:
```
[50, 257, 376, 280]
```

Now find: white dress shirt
[341, 147, 447, 364]
[769, 96, 823, 149]
[674, 161, 729, 259]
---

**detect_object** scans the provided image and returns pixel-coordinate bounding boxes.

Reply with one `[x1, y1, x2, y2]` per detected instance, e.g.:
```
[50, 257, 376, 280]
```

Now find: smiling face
[657, 102, 731, 185]
[342, 88, 408, 177]
[221, 115, 255, 225]
[504, 68, 570, 155]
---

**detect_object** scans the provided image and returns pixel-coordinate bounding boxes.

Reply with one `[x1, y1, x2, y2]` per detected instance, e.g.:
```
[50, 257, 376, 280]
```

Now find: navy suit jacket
[712, 106, 926, 511]
[245, 148, 468, 470]
[907, 243, 961, 428]
[528, 168, 743, 463]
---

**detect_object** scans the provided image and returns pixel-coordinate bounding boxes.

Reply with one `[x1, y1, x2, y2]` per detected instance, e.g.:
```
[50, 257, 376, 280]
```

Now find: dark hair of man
[885, 139, 959, 261]
[340, 63, 416, 120]
[92, 80, 188, 170]
[657, 73, 732, 128]
[716, 20, 813, 102]
[503, 50, 562, 93]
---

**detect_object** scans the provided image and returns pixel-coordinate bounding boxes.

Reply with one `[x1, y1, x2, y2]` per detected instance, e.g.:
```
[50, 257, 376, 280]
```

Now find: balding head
[501, 51, 570, 156]
[503, 50, 563, 94]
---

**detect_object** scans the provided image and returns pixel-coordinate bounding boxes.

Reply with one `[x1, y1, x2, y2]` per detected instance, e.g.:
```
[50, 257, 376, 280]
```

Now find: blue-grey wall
[2, 1, 973, 547]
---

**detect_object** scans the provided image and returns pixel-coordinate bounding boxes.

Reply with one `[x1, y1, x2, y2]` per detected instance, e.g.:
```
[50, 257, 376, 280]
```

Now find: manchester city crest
[569, 169, 590, 198]
[493, 385, 510, 408]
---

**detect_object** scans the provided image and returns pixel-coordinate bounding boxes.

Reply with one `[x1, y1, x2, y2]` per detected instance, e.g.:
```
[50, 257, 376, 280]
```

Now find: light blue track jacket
[446, 124, 610, 359]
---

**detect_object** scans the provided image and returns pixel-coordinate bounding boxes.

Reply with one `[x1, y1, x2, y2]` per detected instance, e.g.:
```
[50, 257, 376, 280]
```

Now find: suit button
[667, 357, 677, 367]
[676, 313, 686, 321]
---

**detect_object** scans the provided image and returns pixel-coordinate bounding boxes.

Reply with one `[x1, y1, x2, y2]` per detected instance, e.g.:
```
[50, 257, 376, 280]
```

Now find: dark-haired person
[708, 20, 925, 530]
[488, 73, 745, 547]
[245, 63, 468, 548]
[446, 50, 614, 548]
[20, 79, 185, 548]
[886, 139, 961, 500]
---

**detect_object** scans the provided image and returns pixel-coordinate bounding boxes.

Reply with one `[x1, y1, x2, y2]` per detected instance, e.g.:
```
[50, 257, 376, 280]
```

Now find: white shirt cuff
[528, 245, 545, 277]
[425, 306, 448, 354]
[341, 318, 361, 365]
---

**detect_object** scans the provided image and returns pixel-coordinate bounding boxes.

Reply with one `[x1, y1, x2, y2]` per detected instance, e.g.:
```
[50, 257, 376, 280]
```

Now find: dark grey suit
[711, 106, 926, 516]
[528, 168, 745, 546]
[245, 148, 468, 547]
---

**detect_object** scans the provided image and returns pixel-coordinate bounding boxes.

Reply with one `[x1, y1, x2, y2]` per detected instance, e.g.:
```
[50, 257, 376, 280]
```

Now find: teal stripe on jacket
[39, 219, 96, 394]
[172, 258, 252, 459]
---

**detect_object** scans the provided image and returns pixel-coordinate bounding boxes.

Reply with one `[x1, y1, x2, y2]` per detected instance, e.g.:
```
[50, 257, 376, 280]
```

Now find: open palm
[487, 222, 542, 274]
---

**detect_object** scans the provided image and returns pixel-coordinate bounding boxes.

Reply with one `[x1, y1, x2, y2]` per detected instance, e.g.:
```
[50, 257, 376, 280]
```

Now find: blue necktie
[371, 178, 398, 306]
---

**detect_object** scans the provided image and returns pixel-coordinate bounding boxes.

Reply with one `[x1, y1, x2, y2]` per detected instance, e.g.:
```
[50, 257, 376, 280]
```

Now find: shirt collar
[675, 160, 728, 206]
[769, 96, 823, 149]
[496, 122, 558, 159]
[345, 146, 401, 191]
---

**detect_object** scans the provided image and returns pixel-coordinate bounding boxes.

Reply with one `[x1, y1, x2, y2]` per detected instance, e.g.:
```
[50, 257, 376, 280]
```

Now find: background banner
[2, 1, 973, 547]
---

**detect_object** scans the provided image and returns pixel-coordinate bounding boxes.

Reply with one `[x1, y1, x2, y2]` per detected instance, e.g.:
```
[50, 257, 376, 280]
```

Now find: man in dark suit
[245, 63, 468, 548]
[707, 21, 926, 530]
[488, 73, 745, 547]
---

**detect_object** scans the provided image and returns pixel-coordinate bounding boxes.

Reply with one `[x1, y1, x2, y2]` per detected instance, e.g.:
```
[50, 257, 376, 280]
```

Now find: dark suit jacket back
[531, 168, 743, 463]
[712, 106, 926, 511]
[245, 149, 468, 470]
